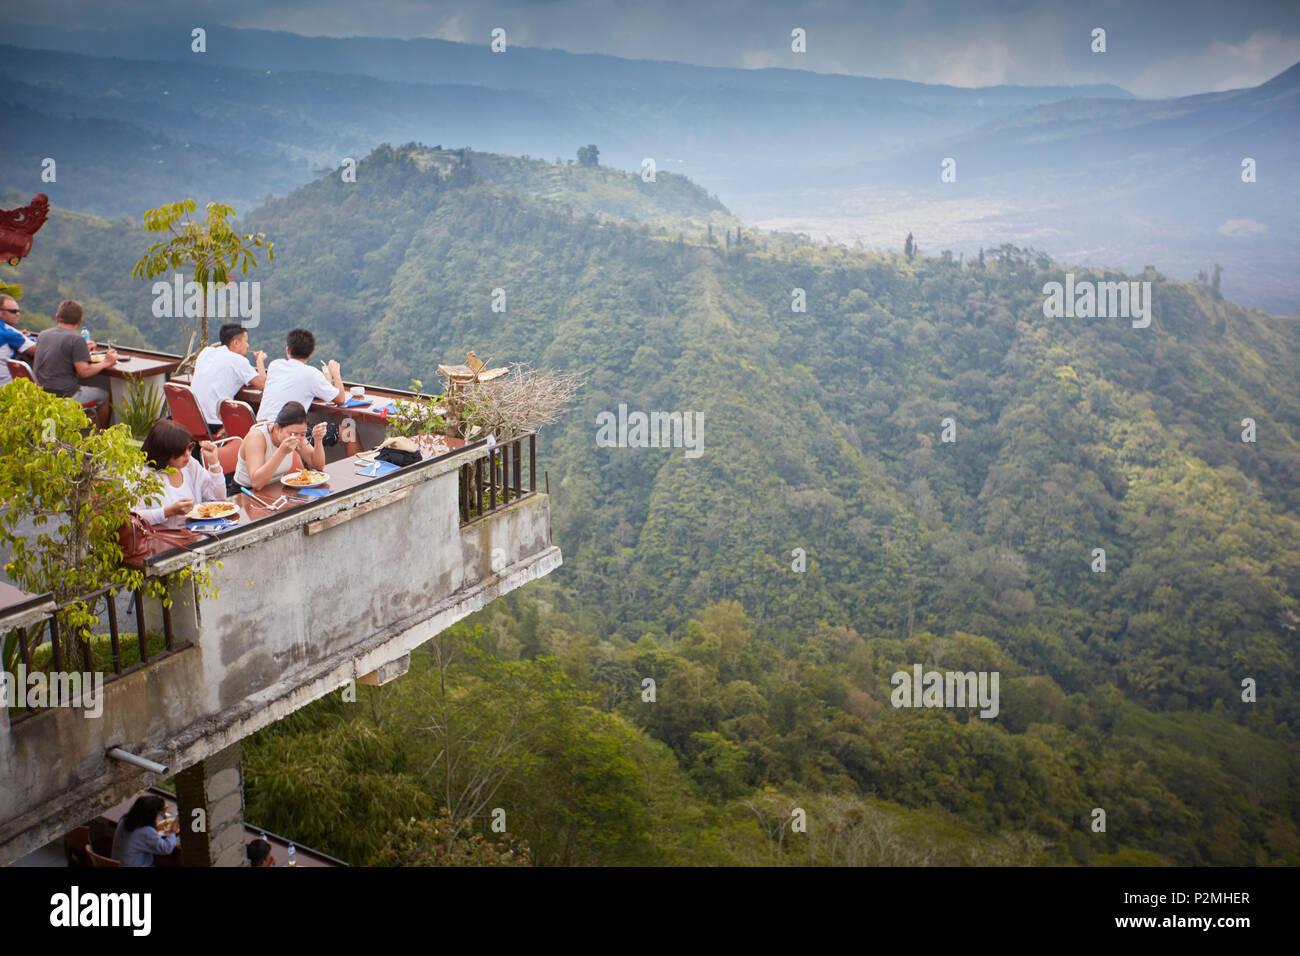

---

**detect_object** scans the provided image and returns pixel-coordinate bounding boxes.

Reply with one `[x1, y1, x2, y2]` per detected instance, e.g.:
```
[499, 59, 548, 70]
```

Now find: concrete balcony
[0, 437, 560, 864]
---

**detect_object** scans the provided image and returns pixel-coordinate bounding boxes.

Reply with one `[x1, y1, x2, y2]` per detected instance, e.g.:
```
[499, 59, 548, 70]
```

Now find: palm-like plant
[131, 200, 273, 371]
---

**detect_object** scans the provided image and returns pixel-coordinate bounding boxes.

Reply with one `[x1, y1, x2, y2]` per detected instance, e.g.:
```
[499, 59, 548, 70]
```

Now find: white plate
[186, 502, 239, 521]
[281, 470, 330, 489]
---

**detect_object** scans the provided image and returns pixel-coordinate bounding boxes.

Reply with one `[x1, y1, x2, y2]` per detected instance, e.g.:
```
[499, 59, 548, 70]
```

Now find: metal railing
[3, 581, 190, 723]
[459, 433, 537, 525]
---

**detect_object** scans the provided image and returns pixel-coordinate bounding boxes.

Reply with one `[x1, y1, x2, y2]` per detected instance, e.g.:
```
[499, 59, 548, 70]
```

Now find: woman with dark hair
[135, 419, 227, 527]
[111, 795, 180, 866]
[234, 400, 327, 489]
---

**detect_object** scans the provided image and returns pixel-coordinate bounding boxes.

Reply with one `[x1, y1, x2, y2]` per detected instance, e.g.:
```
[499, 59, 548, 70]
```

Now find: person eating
[135, 419, 228, 527]
[234, 401, 327, 490]
[111, 795, 180, 867]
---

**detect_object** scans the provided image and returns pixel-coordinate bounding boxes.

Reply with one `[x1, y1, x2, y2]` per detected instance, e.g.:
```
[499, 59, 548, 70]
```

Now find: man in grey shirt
[34, 299, 118, 428]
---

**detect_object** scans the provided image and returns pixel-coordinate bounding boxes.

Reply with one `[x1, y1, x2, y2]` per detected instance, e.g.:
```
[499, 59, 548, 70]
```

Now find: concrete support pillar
[175, 741, 246, 867]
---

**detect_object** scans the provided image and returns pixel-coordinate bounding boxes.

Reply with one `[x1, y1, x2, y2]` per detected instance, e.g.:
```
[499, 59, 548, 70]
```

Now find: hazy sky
[7, 0, 1300, 97]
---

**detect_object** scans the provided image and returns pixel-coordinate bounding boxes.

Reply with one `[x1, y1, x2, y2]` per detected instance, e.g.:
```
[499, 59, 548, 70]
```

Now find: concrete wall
[0, 446, 560, 864]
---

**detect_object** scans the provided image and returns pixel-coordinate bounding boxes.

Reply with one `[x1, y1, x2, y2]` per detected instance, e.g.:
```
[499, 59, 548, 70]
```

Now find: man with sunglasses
[0, 295, 36, 387]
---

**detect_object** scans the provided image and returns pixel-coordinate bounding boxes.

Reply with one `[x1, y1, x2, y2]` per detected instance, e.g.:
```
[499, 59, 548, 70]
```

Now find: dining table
[83, 344, 184, 428]
[234, 382, 443, 456]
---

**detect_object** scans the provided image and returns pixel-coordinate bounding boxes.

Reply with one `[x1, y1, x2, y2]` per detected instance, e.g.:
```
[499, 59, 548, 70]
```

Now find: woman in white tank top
[235, 401, 327, 489]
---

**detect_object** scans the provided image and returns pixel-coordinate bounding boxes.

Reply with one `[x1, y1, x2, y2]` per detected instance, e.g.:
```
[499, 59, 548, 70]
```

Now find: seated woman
[135, 419, 227, 527]
[111, 795, 180, 866]
[234, 401, 327, 490]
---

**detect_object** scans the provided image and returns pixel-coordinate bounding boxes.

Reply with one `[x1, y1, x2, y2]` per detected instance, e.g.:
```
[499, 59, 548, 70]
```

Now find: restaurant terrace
[0, 341, 562, 865]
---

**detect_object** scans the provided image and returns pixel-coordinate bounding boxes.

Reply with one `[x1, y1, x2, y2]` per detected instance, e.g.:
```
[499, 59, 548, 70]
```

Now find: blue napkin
[373, 402, 397, 415]
[355, 459, 400, 477]
[187, 518, 239, 532]
[341, 398, 372, 408]
[293, 487, 332, 497]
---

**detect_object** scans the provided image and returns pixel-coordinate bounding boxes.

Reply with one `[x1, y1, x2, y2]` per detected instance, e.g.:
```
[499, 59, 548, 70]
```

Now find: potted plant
[111, 372, 167, 444]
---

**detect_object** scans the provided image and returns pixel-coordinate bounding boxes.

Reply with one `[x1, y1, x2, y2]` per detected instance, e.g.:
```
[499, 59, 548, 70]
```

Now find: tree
[0, 380, 207, 671]
[377, 809, 531, 866]
[577, 144, 600, 167]
[904, 233, 915, 260]
[131, 199, 274, 369]
[458, 363, 584, 441]
[1212, 263, 1222, 296]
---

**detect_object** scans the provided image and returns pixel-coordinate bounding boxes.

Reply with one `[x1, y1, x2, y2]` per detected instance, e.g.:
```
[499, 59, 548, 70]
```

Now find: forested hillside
[11, 144, 1300, 864]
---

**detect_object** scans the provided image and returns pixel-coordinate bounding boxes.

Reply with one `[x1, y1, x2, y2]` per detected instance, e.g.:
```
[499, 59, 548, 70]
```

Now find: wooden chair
[163, 381, 213, 441]
[85, 847, 121, 867]
[64, 826, 91, 867]
[89, 816, 117, 858]
[218, 398, 256, 439]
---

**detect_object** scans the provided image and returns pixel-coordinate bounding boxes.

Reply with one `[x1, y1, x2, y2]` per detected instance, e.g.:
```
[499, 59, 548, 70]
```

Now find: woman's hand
[311, 422, 328, 445]
[164, 498, 195, 518]
[199, 440, 220, 467]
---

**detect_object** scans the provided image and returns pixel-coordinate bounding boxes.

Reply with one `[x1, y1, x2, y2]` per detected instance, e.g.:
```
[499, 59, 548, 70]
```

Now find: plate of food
[186, 501, 239, 521]
[282, 469, 329, 488]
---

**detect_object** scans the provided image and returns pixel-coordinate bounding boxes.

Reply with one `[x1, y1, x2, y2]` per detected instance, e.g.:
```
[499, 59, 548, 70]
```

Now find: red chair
[215, 436, 242, 475]
[10, 359, 100, 416]
[164, 382, 213, 441]
[218, 398, 256, 439]
[7, 358, 34, 382]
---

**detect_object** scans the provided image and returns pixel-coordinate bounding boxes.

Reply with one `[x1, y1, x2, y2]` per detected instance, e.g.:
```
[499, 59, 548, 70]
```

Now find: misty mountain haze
[2, 25, 1294, 311]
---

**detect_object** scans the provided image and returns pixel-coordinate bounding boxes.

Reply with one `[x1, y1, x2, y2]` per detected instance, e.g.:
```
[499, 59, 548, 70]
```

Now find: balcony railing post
[513, 437, 523, 497]
[134, 590, 149, 664]
[106, 590, 123, 675]
[474, 458, 483, 517]
[529, 434, 536, 493]
[462, 463, 473, 522]
[18, 623, 34, 672]
[162, 601, 175, 652]
[488, 446, 497, 510]
[49, 612, 63, 674]
[502, 442, 511, 505]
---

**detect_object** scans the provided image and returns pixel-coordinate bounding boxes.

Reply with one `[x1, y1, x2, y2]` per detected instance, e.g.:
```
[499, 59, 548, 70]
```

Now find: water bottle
[259, 830, 268, 842]
[80, 328, 90, 346]
[287, 842, 297, 866]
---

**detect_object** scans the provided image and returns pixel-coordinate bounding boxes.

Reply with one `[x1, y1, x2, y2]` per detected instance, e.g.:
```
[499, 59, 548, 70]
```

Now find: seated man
[0, 294, 35, 387]
[192, 322, 267, 432]
[33, 299, 117, 428]
[256, 328, 358, 453]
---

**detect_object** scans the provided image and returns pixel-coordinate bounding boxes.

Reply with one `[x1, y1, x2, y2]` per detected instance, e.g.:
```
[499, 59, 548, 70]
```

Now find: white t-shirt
[192, 345, 259, 426]
[135, 458, 228, 528]
[257, 358, 339, 423]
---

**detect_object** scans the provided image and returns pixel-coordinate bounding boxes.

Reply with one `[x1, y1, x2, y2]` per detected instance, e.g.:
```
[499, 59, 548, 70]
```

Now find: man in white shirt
[256, 328, 359, 454]
[257, 327, 347, 423]
[191, 323, 267, 430]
